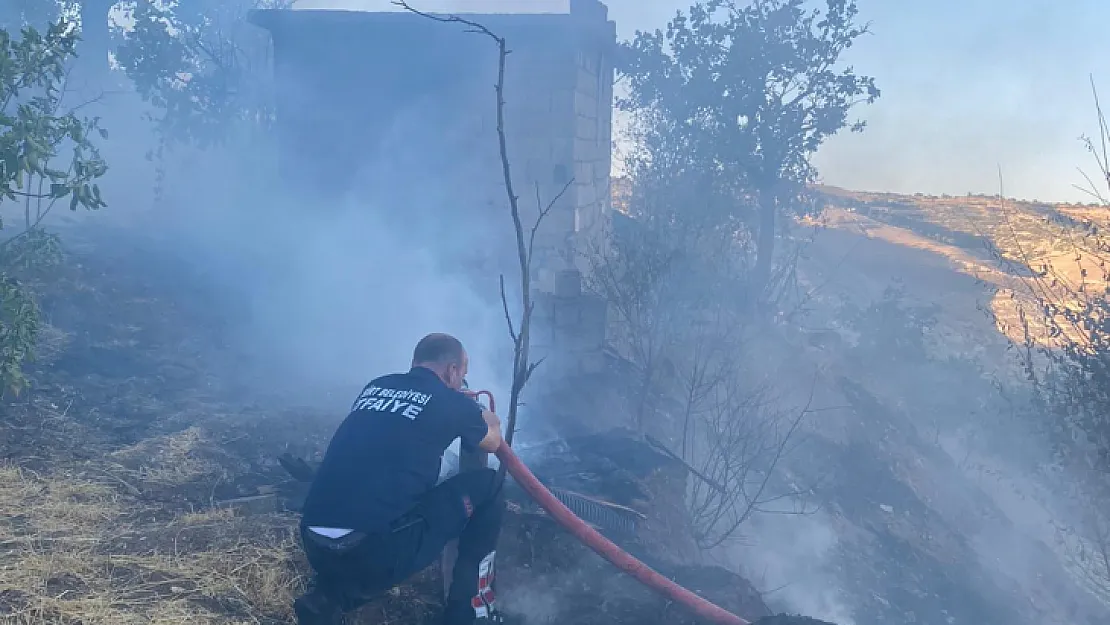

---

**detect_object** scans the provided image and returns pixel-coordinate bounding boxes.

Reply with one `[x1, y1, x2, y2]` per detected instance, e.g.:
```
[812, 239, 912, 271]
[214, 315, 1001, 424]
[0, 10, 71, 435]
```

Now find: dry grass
[0, 461, 304, 624]
[819, 195, 1110, 352]
[110, 427, 229, 490]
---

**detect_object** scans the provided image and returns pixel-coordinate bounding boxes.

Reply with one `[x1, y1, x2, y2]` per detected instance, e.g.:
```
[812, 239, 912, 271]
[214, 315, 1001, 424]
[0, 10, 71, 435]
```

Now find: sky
[291, 0, 1110, 203]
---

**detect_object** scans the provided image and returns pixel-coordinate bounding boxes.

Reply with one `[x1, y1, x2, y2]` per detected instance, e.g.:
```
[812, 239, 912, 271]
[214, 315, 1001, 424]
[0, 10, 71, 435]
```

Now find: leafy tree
[2, 2, 116, 82]
[619, 0, 879, 302]
[113, 0, 289, 148]
[1, 20, 108, 395]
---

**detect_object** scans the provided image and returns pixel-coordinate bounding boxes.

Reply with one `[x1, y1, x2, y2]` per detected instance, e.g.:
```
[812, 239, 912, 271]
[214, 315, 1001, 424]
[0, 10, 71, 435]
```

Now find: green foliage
[621, 0, 878, 188]
[1036, 318, 1110, 474]
[0, 271, 39, 396]
[1, 226, 62, 270]
[1, 20, 108, 224]
[113, 0, 289, 148]
[988, 80, 1110, 608]
[0, 19, 108, 396]
[619, 0, 878, 297]
[1005, 249, 1110, 477]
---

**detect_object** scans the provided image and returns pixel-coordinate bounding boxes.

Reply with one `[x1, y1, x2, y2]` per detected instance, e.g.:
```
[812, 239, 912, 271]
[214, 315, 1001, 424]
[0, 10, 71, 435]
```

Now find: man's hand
[477, 409, 503, 453]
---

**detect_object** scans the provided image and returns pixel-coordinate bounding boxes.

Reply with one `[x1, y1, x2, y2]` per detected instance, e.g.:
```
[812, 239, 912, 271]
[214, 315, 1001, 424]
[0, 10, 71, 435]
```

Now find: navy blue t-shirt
[300, 366, 489, 532]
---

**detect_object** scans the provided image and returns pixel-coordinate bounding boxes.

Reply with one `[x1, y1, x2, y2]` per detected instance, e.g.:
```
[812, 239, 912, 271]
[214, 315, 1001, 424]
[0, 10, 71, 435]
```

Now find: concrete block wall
[530, 270, 609, 381]
[506, 42, 577, 294]
[533, 1, 614, 381]
[569, 1, 616, 273]
[502, 0, 616, 296]
[475, 0, 615, 382]
[463, 37, 579, 294]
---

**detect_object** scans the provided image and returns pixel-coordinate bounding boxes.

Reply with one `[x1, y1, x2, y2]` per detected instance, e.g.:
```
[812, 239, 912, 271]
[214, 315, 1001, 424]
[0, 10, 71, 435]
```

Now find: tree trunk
[751, 183, 777, 304]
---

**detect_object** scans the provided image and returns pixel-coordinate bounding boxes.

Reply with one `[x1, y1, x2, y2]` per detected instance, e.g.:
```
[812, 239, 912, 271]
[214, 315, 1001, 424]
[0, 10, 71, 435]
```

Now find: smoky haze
[7, 2, 1110, 625]
[79, 19, 519, 415]
[298, 0, 1110, 203]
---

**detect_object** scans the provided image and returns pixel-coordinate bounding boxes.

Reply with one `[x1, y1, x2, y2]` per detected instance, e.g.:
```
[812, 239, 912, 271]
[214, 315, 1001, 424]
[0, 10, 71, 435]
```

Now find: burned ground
[0, 224, 789, 624]
[6, 187, 1110, 625]
[9, 189, 1104, 625]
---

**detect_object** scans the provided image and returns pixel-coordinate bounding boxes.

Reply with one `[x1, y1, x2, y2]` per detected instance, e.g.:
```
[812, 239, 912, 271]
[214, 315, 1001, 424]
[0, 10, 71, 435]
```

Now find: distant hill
[609, 177, 1109, 350]
[603, 178, 1110, 624]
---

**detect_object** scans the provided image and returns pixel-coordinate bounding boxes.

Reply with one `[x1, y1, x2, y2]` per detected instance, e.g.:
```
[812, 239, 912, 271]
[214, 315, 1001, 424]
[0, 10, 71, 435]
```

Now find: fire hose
[464, 389, 750, 625]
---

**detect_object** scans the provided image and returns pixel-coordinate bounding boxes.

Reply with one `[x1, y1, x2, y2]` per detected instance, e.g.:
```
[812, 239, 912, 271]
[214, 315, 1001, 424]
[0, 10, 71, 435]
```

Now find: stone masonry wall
[506, 0, 616, 296]
[497, 0, 617, 385]
[526, 0, 616, 391]
[570, 4, 616, 272]
[531, 270, 609, 378]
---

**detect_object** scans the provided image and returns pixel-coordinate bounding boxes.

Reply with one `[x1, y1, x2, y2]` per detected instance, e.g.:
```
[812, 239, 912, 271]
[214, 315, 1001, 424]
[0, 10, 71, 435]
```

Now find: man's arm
[476, 409, 503, 453]
[454, 394, 503, 454]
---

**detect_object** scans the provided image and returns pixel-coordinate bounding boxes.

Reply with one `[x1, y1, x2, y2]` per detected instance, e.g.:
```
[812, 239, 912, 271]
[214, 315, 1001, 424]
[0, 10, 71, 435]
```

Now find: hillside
[732, 185, 1110, 624]
[2, 185, 1110, 625]
[812, 185, 1110, 351]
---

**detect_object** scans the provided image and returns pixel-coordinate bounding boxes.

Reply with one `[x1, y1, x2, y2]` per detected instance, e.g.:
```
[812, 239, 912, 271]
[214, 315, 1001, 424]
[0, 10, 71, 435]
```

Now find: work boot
[293, 589, 343, 625]
[441, 599, 505, 625]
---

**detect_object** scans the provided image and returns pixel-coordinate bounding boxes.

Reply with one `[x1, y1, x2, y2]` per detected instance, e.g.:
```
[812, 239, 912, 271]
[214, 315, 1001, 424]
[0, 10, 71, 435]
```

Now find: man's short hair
[412, 333, 465, 366]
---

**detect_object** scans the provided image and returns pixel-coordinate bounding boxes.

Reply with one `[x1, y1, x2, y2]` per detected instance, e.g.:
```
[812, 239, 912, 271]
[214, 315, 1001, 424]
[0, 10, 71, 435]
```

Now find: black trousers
[300, 468, 504, 622]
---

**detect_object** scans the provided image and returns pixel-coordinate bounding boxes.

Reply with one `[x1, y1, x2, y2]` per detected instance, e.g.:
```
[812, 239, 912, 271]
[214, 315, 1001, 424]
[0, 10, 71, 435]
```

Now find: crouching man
[293, 333, 505, 625]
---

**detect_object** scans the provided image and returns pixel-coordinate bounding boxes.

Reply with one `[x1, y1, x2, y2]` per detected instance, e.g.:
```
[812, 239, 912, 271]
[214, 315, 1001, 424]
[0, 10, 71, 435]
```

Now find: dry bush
[584, 209, 816, 548]
[983, 79, 1110, 609]
[1055, 498, 1110, 607]
[685, 376, 814, 550]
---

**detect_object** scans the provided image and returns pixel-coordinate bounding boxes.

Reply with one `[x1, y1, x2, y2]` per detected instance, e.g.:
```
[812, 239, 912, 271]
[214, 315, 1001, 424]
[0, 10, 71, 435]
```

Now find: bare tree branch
[499, 274, 518, 344]
[687, 370, 820, 550]
[644, 433, 727, 494]
[395, 1, 557, 460]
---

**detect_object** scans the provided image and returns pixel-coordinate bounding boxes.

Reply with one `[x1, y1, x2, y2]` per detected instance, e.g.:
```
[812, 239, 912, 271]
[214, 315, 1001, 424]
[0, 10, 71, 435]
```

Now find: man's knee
[447, 468, 502, 528]
[474, 468, 506, 511]
[452, 467, 499, 501]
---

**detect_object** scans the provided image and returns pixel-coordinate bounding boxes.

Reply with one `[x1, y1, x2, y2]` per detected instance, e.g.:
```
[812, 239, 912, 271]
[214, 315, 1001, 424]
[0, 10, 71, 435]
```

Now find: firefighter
[293, 333, 505, 625]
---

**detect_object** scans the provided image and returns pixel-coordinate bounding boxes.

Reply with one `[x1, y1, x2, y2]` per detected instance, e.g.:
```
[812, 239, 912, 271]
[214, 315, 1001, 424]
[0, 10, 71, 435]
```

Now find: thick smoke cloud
[83, 66, 514, 415]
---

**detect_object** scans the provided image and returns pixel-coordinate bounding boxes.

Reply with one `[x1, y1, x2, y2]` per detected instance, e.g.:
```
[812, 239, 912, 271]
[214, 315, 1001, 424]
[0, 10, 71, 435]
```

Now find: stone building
[250, 1, 615, 394]
[250, 2, 614, 281]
